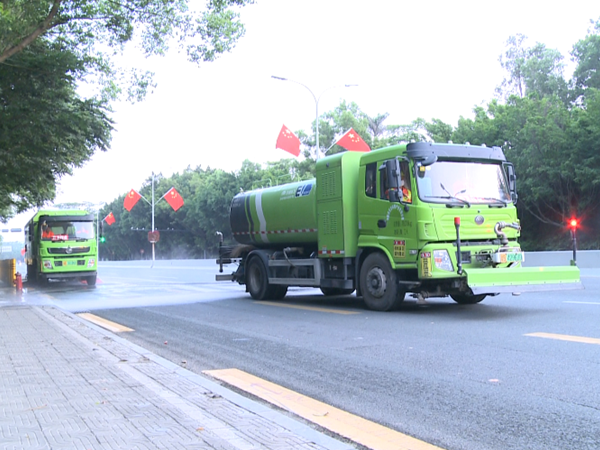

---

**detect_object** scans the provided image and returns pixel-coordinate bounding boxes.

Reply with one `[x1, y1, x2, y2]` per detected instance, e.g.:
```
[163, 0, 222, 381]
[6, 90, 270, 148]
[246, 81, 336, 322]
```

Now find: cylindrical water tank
[230, 179, 317, 247]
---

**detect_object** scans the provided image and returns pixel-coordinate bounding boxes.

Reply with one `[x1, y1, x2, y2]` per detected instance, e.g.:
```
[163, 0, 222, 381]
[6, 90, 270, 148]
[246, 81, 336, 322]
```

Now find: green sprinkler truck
[216, 142, 582, 311]
[24, 210, 98, 285]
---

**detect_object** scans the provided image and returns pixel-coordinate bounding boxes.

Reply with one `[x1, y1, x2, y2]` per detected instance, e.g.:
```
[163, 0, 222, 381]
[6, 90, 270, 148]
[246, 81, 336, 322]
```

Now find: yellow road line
[525, 332, 600, 345]
[204, 368, 444, 450]
[76, 313, 134, 333]
[254, 301, 360, 315]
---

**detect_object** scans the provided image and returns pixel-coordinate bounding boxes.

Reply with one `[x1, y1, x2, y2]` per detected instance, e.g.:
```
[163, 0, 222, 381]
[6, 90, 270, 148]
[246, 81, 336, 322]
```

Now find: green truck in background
[217, 142, 582, 311]
[24, 210, 98, 285]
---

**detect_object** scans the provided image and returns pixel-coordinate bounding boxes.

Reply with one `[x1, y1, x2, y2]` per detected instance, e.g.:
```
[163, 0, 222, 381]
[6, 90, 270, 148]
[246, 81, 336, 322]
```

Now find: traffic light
[568, 217, 579, 239]
[100, 236, 106, 243]
[568, 217, 578, 265]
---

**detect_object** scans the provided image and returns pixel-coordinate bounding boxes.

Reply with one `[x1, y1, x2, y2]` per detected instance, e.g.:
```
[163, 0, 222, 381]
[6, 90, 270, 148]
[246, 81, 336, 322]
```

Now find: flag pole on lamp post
[271, 76, 357, 160]
[123, 173, 185, 267]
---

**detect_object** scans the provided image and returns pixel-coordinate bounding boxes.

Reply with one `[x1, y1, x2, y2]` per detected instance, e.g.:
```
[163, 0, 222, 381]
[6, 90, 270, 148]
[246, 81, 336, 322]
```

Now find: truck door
[361, 158, 417, 265]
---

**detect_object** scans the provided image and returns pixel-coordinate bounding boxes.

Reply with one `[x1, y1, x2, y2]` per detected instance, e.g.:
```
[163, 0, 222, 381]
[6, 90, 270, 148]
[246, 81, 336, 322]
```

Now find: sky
[4, 0, 600, 228]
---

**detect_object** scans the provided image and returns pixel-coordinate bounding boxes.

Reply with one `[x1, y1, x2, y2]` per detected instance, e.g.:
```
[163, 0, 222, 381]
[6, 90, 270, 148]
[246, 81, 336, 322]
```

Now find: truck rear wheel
[451, 293, 486, 304]
[246, 257, 269, 300]
[246, 257, 288, 300]
[360, 253, 405, 311]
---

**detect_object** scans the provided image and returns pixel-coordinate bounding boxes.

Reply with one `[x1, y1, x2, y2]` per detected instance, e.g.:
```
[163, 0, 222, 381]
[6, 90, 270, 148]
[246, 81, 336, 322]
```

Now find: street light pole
[271, 76, 357, 160]
[152, 172, 156, 266]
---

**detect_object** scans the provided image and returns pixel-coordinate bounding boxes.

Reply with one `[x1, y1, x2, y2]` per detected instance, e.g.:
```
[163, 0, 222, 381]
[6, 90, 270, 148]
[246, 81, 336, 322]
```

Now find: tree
[497, 34, 568, 102]
[571, 19, 600, 101]
[296, 100, 455, 163]
[0, 1, 253, 71]
[0, 39, 112, 220]
[452, 92, 600, 249]
[0, 0, 253, 221]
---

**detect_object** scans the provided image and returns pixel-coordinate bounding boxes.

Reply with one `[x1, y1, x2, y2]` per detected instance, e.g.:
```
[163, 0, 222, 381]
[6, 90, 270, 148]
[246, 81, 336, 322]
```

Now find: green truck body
[24, 210, 98, 285]
[217, 142, 582, 311]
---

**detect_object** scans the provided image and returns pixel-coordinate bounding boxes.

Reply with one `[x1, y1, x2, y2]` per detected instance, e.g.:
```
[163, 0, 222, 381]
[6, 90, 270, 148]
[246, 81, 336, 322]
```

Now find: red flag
[165, 187, 184, 212]
[336, 128, 370, 152]
[276, 124, 301, 156]
[104, 212, 116, 226]
[124, 189, 141, 212]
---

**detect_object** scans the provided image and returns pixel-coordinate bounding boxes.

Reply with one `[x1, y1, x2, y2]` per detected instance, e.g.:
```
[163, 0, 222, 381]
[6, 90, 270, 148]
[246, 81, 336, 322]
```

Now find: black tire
[246, 256, 270, 300]
[26, 264, 35, 284]
[320, 287, 355, 296]
[451, 293, 486, 304]
[85, 275, 97, 286]
[359, 252, 405, 311]
[269, 285, 288, 300]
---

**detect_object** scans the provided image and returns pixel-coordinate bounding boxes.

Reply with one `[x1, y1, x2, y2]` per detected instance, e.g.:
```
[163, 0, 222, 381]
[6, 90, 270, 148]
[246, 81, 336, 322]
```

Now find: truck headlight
[43, 260, 53, 270]
[433, 250, 454, 272]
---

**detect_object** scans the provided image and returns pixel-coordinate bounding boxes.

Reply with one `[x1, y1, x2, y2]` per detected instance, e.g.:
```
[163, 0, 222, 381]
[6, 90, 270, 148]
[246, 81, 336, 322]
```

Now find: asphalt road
[15, 260, 600, 450]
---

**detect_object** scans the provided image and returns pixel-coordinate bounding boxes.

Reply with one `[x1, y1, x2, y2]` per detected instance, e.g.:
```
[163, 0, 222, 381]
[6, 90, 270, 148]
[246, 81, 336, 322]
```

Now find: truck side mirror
[503, 162, 518, 204]
[385, 159, 400, 189]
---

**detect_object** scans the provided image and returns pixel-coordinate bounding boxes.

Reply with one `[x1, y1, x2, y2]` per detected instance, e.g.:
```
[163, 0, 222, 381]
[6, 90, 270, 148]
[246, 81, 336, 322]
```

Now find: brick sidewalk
[0, 303, 355, 450]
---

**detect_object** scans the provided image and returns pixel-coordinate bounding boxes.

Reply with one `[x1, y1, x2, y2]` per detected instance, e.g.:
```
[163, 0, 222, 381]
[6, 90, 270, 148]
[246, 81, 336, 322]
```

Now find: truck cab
[25, 210, 98, 285]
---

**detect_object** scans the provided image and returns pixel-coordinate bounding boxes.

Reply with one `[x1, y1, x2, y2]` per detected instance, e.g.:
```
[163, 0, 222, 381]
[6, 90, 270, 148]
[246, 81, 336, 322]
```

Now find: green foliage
[0, 1, 254, 98]
[98, 158, 316, 260]
[571, 19, 600, 100]
[299, 101, 454, 159]
[497, 34, 568, 102]
[0, 39, 113, 220]
[0, 0, 252, 221]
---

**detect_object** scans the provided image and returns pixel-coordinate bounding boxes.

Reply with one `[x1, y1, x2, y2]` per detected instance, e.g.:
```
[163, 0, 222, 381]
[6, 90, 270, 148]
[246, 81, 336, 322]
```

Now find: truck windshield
[40, 221, 94, 242]
[416, 161, 511, 206]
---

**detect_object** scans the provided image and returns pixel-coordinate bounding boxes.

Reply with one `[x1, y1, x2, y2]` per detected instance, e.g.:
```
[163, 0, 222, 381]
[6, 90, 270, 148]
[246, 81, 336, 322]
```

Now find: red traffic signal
[569, 218, 578, 229]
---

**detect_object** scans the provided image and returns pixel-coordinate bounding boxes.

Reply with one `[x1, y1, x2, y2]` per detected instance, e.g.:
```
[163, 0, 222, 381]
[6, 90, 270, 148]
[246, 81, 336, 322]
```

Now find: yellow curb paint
[254, 301, 360, 315]
[204, 368, 444, 450]
[77, 313, 134, 333]
[525, 332, 600, 345]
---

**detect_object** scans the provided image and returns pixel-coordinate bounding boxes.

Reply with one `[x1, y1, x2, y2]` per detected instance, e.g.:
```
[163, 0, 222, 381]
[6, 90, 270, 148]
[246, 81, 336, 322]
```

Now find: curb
[39, 305, 356, 450]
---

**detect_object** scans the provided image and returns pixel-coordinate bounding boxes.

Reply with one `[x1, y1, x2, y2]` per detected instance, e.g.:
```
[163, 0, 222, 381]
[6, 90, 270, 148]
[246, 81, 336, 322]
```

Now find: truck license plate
[492, 252, 524, 263]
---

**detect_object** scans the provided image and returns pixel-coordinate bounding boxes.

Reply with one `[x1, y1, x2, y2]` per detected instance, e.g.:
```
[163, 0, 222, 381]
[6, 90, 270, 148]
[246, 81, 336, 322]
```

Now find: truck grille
[48, 247, 90, 254]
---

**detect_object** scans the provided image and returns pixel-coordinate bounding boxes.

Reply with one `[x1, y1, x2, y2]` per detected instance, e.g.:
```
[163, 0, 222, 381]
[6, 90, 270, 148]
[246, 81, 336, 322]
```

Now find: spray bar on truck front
[465, 265, 582, 295]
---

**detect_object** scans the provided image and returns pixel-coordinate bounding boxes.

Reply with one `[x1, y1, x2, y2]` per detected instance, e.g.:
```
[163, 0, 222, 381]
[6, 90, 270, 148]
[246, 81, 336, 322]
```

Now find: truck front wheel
[451, 293, 486, 304]
[360, 253, 404, 311]
[269, 285, 288, 300]
[26, 263, 36, 284]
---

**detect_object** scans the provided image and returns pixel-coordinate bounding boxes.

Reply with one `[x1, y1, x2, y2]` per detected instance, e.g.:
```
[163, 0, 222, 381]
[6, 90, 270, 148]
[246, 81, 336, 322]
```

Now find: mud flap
[465, 266, 583, 295]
